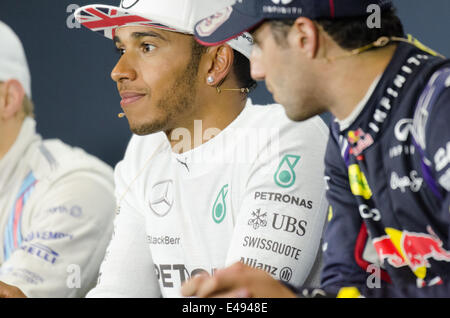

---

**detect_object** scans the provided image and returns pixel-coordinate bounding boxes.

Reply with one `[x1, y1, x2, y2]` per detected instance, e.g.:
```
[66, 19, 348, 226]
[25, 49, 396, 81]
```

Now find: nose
[250, 46, 266, 81]
[111, 53, 137, 83]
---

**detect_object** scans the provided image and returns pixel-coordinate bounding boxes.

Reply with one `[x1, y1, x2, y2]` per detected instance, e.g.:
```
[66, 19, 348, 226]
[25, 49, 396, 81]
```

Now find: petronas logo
[212, 185, 229, 224]
[274, 155, 300, 188]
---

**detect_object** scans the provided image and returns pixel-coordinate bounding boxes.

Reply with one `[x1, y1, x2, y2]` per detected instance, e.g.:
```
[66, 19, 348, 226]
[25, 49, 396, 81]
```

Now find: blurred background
[1, 0, 449, 167]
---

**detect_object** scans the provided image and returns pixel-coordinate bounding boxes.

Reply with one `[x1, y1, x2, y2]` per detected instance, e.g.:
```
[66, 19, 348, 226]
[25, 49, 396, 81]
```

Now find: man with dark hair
[73, 0, 330, 297]
[184, 0, 450, 297]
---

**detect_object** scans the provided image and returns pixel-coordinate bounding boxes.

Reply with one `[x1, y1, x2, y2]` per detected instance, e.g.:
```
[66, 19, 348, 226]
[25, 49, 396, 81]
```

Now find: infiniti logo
[121, 0, 140, 9]
[149, 180, 174, 217]
[394, 118, 414, 142]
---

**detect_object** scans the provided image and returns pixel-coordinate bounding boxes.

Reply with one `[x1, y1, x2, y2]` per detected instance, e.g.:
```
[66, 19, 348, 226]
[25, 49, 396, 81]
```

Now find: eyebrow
[113, 31, 169, 44]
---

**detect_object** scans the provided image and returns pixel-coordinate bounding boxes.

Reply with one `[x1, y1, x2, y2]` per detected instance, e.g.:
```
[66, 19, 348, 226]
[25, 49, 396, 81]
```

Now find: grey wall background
[1, 0, 449, 167]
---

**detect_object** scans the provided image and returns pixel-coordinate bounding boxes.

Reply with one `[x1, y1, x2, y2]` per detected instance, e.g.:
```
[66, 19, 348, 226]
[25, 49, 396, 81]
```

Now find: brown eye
[142, 43, 156, 53]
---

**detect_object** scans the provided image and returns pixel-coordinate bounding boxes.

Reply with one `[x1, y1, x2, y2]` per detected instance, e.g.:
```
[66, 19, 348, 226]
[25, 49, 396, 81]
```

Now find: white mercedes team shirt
[0, 118, 116, 297]
[88, 100, 329, 297]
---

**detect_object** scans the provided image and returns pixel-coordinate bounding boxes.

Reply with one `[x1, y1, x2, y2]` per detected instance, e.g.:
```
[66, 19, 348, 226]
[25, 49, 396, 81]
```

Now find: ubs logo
[248, 209, 267, 230]
[272, 213, 307, 237]
[149, 180, 174, 217]
[121, 0, 140, 9]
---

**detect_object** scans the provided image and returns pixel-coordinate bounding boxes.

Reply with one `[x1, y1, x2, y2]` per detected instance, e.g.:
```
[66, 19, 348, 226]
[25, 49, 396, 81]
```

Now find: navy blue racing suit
[302, 40, 450, 297]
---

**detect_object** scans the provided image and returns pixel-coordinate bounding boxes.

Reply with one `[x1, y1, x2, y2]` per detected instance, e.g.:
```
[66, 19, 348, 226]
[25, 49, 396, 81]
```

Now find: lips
[120, 92, 146, 107]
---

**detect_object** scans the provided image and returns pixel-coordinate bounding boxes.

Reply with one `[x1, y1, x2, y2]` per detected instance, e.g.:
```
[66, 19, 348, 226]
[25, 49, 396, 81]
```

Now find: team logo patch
[212, 185, 229, 224]
[373, 226, 450, 284]
[279, 267, 293, 282]
[394, 119, 414, 142]
[149, 180, 174, 217]
[347, 129, 374, 157]
[274, 155, 300, 188]
[195, 7, 233, 37]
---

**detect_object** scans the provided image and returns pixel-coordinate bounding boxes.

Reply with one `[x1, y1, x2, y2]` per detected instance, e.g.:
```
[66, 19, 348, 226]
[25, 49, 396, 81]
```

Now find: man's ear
[204, 44, 234, 86]
[288, 17, 319, 59]
[0, 79, 25, 120]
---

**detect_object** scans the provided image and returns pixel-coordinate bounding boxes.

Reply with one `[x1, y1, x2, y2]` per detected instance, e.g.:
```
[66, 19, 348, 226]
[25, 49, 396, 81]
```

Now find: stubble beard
[130, 55, 200, 136]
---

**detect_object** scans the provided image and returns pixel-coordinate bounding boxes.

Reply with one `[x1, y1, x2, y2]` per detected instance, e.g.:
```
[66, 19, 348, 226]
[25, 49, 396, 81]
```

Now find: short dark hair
[269, 8, 405, 51]
[191, 39, 256, 93]
[191, 38, 208, 69]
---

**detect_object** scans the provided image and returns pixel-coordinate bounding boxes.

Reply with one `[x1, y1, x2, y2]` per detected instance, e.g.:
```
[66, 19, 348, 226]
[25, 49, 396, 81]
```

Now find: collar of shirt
[0, 117, 40, 188]
[336, 75, 382, 132]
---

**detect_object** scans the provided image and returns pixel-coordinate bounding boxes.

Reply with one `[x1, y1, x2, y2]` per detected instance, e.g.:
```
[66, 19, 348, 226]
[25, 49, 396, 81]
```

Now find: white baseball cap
[0, 21, 32, 97]
[74, 0, 253, 59]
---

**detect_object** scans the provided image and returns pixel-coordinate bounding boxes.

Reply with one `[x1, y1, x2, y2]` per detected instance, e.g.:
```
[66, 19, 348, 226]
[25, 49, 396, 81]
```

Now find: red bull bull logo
[373, 227, 450, 282]
[347, 129, 374, 156]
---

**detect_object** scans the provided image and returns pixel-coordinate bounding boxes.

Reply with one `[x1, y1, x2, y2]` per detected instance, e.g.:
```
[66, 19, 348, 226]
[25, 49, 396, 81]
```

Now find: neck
[324, 44, 398, 121]
[166, 90, 247, 154]
[0, 116, 25, 160]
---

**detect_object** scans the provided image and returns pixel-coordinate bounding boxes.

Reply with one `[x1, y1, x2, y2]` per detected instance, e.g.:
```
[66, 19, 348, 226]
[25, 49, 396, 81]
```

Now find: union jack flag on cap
[75, 5, 175, 39]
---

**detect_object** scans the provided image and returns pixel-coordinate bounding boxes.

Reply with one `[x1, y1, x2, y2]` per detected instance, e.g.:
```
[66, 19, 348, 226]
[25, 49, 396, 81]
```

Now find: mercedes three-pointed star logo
[149, 180, 174, 217]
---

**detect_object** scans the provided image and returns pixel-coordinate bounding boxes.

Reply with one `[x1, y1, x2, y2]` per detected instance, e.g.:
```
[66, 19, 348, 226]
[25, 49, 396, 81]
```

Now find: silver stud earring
[207, 76, 214, 84]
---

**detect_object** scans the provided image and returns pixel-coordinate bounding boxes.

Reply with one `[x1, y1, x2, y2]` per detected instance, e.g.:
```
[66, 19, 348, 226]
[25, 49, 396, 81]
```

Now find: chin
[284, 105, 319, 122]
[129, 117, 169, 136]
